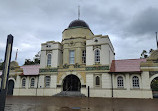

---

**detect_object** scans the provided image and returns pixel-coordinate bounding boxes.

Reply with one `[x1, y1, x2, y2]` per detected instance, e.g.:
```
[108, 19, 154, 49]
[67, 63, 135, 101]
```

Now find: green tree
[141, 50, 148, 58]
[24, 51, 40, 65]
[24, 59, 35, 65]
[0, 62, 4, 70]
[140, 49, 154, 58]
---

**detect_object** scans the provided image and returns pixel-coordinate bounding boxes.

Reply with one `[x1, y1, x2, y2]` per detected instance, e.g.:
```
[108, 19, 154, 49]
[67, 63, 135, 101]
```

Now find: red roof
[110, 59, 146, 72]
[20, 65, 40, 75]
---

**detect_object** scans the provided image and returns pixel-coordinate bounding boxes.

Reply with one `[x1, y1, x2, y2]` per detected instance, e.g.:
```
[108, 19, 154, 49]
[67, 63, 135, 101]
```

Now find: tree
[0, 59, 3, 70]
[24, 59, 34, 65]
[0, 62, 4, 70]
[34, 58, 40, 64]
[33, 51, 40, 64]
[141, 50, 148, 58]
[140, 49, 154, 58]
[149, 49, 154, 54]
[24, 51, 40, 65]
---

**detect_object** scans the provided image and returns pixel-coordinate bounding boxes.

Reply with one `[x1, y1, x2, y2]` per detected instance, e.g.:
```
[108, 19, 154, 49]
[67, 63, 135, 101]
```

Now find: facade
[0, 19, 158, 98]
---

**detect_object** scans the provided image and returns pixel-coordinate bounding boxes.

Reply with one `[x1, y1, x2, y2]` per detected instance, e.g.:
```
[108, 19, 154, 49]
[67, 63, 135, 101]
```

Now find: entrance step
[53, 91, 86, 97]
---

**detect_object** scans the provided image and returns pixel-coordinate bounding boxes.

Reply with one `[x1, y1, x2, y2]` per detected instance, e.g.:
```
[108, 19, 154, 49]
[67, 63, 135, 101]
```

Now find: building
[0, 19, 158, 98]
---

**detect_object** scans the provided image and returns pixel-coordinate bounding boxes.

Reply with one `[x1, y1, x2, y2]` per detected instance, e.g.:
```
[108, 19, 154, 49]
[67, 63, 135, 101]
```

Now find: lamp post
[0, 35, 14, 111]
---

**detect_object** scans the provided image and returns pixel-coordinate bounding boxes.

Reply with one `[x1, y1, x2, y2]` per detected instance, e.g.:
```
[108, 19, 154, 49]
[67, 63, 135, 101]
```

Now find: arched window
[47, 54, 51, 66]
[132, 76, 139, 88]
[95, 49, 100, 63]
[45, 76, 51, 88]
[96, 76, 100, 85]
[30, 78, 35, 88]
[22, 78, 26, 88]
[117, 76, 124, 88]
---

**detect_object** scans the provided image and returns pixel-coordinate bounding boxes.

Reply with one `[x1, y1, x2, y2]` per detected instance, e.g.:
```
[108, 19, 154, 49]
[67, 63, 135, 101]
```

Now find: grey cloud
[0, 0, 158, 65]
[124, 7, 158, 37]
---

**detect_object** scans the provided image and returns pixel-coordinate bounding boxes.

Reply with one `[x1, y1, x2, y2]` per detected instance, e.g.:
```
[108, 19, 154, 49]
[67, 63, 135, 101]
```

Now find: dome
[68, 20, 90, 29]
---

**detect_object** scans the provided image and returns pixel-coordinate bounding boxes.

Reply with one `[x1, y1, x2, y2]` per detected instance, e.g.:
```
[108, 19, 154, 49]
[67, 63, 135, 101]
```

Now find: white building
[0, 19, 158, 98]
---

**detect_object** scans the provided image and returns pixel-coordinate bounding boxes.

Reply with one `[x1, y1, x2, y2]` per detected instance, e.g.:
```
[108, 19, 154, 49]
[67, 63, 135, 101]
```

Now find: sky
[0, 0, 158, 65]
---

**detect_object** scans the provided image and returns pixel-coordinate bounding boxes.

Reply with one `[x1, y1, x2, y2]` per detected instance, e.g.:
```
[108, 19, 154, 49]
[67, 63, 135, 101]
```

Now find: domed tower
[62, 19, 94, 40]
[62, 19, 94, 65]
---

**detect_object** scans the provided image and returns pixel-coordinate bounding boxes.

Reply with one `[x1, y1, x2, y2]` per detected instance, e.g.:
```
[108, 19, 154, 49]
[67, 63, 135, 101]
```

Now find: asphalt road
[4, 96, 158, 111]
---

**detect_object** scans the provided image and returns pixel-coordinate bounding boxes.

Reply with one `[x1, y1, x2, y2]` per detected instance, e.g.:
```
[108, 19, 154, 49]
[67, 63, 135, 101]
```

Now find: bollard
[0, 35, 14, 111]
[88, 86, 90, 98]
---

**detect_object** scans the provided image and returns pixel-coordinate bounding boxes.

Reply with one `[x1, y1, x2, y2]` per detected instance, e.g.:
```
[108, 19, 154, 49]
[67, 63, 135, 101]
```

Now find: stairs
[53, 91, 86, 97]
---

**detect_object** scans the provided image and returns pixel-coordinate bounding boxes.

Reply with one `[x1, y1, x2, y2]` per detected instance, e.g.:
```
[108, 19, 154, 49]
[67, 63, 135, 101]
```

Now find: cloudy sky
[0, 0, 158, 65]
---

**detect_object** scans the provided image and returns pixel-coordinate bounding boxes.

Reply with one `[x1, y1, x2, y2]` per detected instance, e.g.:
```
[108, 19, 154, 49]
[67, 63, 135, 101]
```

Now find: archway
[151, 77, 158, 98]
[63, 74, 81, 91]
[7, 80, 14, 95]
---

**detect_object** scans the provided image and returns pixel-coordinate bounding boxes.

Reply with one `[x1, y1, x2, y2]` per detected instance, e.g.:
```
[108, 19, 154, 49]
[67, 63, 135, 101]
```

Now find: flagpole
[15, 49, 18, 61]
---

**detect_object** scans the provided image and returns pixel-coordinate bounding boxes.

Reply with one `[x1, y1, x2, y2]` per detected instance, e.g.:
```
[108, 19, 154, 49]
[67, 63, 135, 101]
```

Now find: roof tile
[110, 59, 146, 72]
[20, 65, 40, 75]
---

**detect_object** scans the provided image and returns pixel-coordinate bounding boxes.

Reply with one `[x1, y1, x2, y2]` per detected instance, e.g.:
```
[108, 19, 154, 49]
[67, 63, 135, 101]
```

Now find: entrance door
[63, 75, 81, 91]
[7, 80, 14, 95]
[151, 77, 158, 98]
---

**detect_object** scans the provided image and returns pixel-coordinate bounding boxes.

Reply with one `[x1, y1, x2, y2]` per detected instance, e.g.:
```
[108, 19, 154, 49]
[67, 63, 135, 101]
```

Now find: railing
[64, 86, 71, 95]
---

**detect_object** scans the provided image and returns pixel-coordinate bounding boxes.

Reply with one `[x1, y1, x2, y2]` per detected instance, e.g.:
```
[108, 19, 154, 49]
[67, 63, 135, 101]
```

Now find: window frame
[45, 76, 51, 88]
[117, 76, 124, 88]
[22, 78, 26, 88]
[47, 53, 52, 67]
[82, 50, 86, 64]
[96, 76, 100, 86]
[30, 78, 35, 88]
[94, 75, 101, 87]
[69, 50, 75, 64]
[132, 76, 139, 88]
[94, 49, 100, 63]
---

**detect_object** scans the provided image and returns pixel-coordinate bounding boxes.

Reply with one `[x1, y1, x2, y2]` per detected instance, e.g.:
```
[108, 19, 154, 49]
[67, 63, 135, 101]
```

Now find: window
[22, 78, 26, 88]
[96, 76, 100, 86]
[95, 49, 100, 63]
[117, 76, 124, 88]
[132, 76, 139, 88]
[45, 76, 50, 88]
[69, 50, 75, 64]
[30, 78, 35, 88]
[47, 54, 51, 66]
[82, 50, 86, 64]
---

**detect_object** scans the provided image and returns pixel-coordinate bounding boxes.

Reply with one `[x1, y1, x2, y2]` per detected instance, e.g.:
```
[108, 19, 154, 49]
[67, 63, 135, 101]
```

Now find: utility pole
[156, 32, 158, 49]
[0, 34, 14, 111]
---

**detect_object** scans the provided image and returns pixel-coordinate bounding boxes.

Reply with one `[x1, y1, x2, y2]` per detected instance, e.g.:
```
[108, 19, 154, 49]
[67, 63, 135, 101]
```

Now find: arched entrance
[7, 80, 14, 95]
[63, 74, 81, 91]
[151, 77, 158, 98]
